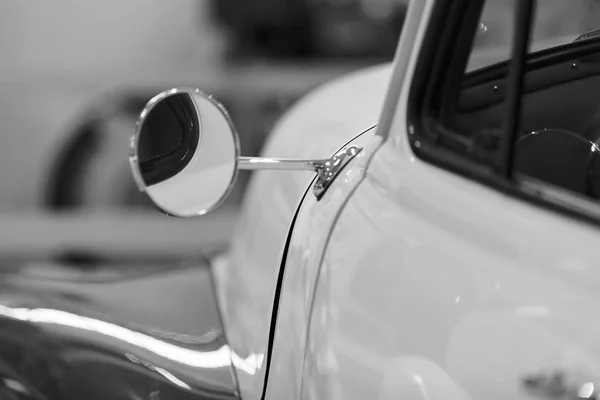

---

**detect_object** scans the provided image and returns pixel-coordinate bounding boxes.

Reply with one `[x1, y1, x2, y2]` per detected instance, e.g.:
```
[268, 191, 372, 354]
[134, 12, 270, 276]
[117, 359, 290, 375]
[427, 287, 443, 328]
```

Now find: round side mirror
[130, 88, 240, 217]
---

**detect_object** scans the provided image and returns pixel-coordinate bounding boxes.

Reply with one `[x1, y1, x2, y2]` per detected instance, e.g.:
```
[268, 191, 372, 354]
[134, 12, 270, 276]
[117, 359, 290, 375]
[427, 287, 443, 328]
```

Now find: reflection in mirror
[138, 93, 199, 186]
[130, 89, 240, 217]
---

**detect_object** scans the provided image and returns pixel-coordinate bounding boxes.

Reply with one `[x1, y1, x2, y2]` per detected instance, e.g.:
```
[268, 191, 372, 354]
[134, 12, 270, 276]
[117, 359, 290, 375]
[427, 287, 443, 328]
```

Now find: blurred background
[0, 0, 407, 266]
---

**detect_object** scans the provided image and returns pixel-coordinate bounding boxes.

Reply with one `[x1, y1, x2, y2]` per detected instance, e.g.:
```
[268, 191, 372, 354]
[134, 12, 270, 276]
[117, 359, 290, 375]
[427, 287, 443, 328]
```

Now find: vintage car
[4, 0, 600, 399]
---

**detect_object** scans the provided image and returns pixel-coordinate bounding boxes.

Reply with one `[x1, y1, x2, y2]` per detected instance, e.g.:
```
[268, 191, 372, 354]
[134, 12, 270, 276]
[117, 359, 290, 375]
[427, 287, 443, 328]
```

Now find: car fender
[212, 63, 392, 397]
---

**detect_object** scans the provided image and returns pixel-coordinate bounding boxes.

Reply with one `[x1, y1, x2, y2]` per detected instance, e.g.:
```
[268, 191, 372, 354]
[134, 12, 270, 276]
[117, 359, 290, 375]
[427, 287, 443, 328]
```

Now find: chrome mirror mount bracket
[237, 145, 362, 200]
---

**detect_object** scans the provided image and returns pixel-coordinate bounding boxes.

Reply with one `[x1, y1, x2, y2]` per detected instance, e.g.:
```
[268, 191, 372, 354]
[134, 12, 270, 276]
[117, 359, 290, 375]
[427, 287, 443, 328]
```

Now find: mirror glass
[130, 89, 239, 217]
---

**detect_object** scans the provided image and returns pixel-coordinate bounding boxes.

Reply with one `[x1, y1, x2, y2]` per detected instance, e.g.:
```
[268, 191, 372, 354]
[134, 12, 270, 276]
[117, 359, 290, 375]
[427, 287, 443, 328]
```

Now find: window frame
[407, 0, 600, 226]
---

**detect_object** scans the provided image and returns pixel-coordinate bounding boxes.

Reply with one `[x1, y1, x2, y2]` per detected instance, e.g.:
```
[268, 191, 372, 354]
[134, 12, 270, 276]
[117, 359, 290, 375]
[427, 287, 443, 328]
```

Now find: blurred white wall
[0, 0, 225, 209]
[0, 0, 222, 79]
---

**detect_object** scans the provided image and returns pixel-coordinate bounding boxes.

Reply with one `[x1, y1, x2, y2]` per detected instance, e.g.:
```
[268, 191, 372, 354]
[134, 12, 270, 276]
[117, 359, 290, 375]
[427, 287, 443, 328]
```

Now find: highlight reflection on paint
[579, 382, 595, 399]
[231, 351, 265, 375]
[0, 305, 263, 375]
[154, 367, 192, 389]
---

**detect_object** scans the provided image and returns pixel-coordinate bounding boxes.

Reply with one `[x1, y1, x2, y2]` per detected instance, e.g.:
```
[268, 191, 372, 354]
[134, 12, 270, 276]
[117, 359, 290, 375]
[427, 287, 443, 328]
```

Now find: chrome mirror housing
[130, 89, 240, 217]
[131, 87, 363, 218]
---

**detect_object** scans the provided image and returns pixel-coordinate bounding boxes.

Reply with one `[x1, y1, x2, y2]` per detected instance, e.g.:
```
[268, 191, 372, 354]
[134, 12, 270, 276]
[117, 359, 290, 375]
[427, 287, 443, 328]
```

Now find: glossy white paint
[218, 0, 600, 398]
[212, 64, 392, 398]
[298, 2, 600, 400]
[301, 129, 600, 399]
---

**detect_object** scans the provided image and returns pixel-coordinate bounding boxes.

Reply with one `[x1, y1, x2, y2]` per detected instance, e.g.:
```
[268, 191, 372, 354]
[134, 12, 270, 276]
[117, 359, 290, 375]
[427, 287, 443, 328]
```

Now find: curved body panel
[301, 130, 600, 400]
[296, 2, 600, 399]
[0, 264, 238, 399]
[212, 64, 392, 397]
[264, 133, 380, 399]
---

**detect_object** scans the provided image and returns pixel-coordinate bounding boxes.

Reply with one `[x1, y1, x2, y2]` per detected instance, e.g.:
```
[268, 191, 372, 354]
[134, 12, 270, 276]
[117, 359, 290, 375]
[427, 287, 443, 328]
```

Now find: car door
[294, 1, 600, 400]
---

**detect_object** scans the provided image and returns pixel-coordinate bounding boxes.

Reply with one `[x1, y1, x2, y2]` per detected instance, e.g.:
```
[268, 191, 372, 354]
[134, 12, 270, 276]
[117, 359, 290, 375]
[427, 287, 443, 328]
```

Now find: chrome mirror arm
[237, 145, 363, 200]
[237, 157, 329, 172]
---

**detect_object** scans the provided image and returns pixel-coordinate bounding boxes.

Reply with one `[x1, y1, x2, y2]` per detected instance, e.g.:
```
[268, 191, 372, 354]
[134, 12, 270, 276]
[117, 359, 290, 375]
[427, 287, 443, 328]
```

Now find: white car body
[211, 0, 600, 399]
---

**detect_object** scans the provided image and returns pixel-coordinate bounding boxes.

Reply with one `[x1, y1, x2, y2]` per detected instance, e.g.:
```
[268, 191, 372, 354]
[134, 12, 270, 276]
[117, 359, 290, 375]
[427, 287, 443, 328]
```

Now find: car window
[410, 0, 600, 219]
[467, 0, 515, 71]
[467, 0, 600, 72]
[510, 0, 600, 202]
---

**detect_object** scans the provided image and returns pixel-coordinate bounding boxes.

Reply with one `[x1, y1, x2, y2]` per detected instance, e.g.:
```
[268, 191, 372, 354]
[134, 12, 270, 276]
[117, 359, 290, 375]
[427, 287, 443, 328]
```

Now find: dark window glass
[439, 0, 600, 203]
